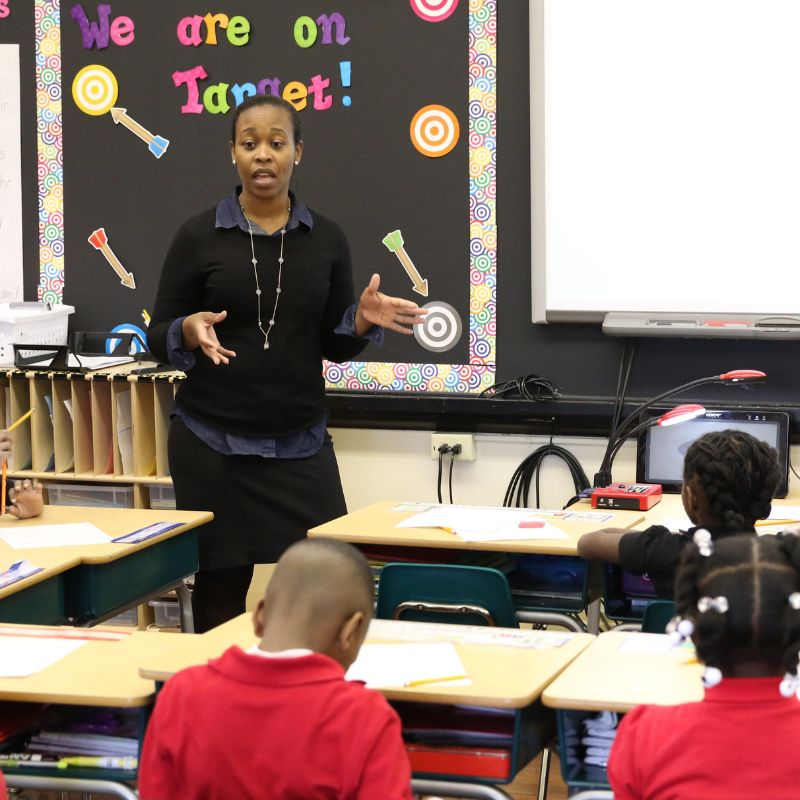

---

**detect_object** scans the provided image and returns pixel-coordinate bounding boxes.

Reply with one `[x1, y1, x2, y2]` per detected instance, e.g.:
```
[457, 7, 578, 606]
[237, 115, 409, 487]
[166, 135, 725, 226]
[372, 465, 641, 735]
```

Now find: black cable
[503, 440, 590, 509]
[437, 448, 444, 504]
[448, 450, 456, 504]
[479, 374, 559, 401]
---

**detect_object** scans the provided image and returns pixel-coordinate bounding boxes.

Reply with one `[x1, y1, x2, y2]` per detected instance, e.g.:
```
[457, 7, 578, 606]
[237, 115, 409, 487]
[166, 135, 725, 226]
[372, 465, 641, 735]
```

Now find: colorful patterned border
[35, 0, 64, 304]
[34, 0, 497, 391]
[324, 0, 497, 392]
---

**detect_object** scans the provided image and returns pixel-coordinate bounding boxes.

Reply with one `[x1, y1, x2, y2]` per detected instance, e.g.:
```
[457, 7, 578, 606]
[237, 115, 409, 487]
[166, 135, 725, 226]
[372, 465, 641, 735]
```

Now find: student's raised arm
[577, 528, 630, 563]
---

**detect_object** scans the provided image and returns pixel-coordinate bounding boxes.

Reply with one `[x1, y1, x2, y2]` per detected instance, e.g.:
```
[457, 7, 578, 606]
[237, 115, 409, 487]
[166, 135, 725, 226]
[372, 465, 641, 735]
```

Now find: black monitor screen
[636, 409, 789, 498]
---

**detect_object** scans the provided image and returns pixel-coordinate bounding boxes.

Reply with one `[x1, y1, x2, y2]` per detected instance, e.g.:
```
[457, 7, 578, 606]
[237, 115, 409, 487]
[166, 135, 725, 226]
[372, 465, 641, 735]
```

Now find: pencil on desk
[405, 674, 467, 687]
[755, 519, 800, 527]
[7, 408, 34, 432]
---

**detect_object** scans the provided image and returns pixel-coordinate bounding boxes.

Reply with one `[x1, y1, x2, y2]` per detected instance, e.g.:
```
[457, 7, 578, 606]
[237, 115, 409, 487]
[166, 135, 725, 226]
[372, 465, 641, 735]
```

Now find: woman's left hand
[355, 274, 427, 336]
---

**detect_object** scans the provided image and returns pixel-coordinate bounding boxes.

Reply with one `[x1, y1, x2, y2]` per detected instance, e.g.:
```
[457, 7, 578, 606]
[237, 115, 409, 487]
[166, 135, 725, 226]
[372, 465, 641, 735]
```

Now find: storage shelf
[2, 367, 181, 509]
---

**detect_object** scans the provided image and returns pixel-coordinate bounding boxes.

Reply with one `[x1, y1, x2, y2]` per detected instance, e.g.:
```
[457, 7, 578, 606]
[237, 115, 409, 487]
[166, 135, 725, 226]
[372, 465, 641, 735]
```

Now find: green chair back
[376, 563, 519, 628]
[641, 599, 676, 633]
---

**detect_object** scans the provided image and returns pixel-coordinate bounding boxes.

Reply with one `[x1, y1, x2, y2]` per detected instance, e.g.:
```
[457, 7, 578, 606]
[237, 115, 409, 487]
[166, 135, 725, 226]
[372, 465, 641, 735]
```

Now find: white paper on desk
[0, 523, 111, 549]
[661, 517, 692, 533]
[617, 633, 675, 654]
[346, 642, 468, 689]
[397, 506, 541, 534]
[0, 635, 86, 677]
[456, 520, 570, 542]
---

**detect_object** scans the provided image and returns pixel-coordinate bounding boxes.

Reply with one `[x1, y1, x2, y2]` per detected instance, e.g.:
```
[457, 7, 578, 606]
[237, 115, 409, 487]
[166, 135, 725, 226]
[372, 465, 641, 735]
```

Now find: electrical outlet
[430, 433, 476, 461]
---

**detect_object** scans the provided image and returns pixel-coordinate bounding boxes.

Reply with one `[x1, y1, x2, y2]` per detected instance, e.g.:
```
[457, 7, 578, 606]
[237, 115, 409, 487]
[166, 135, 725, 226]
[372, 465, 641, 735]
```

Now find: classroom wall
[333, 429, 800, 511]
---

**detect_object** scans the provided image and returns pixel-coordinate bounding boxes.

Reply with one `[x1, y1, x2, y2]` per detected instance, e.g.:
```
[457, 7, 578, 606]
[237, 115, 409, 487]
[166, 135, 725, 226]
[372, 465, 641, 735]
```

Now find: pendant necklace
[240, 202, 290, 351]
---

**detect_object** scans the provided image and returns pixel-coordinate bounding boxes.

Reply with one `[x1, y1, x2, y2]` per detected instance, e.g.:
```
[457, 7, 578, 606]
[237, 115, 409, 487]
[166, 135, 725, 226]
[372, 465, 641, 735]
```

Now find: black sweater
[148, 206, 367, 436]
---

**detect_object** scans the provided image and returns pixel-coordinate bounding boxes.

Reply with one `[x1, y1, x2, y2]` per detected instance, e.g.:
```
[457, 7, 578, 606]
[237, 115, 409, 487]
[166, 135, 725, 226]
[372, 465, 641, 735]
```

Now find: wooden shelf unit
[1, 365, 184, 510]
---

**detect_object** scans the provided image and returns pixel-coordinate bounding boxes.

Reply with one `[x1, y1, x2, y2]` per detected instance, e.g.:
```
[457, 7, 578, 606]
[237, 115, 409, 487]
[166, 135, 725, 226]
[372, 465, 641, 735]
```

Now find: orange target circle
[410, 104, 460, 157]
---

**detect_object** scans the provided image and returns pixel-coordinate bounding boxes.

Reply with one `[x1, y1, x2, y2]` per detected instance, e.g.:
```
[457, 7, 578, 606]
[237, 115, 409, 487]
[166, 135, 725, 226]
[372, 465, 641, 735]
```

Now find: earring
[294, 160, 300, 166]
[232, 160, 237, 165]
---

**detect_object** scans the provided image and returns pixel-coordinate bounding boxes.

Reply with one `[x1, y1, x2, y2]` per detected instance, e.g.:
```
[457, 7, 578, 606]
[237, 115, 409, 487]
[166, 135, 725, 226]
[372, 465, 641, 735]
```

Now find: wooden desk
[139, 615, 595, 799]
[541, 631, 701, 791]
[0, 505, 213, 627]
[0, 624, 178, 799]
[308, 501, 644, 632]
[308, 500, 644, 556]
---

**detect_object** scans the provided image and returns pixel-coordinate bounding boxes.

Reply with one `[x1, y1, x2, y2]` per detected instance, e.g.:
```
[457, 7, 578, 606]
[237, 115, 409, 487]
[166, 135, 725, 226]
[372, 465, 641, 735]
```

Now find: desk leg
[516, 611, 585, 632]
[411, 779, 512, 799]
[586, 598, 601, 635]
[176, 580, 195, 633]
[7, 775, 138, 800]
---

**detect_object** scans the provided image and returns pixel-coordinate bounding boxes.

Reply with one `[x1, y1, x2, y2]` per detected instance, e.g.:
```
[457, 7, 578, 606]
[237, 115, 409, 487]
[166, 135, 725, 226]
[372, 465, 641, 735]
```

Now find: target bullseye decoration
[72, 64, 118, 116]
[410, 104, 460, 158]
[410, 0, 459, 22]
[414, 301, 462, 353]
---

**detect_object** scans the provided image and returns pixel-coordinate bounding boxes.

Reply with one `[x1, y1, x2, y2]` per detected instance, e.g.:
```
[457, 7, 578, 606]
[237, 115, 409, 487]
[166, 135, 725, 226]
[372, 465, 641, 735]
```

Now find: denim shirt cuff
[335, 304, 384, 345]
[166, 317, 197, 370]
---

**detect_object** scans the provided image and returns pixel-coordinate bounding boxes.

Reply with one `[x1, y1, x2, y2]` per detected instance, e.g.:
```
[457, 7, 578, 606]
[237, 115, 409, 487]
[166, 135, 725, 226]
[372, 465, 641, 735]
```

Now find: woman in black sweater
[148, 95, 424, 631]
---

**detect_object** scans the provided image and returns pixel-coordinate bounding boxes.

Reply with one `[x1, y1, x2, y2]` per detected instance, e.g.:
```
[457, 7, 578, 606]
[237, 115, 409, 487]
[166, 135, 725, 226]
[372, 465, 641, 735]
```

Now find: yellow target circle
[72, 64, 118, 116]
[410, 104, 460, 158]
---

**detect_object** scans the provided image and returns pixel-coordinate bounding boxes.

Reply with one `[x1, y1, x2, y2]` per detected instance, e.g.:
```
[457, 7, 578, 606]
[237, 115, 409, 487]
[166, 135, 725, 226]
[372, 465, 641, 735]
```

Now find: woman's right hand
[181, 311, 237, 365]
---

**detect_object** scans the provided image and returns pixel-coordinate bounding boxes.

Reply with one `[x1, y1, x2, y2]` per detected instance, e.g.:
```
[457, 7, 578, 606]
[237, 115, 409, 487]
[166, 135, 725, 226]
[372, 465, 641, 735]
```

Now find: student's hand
[355, 274, 427, 336]
[181, 311, 237, 365]
[8, 479, 43, 520]
[0, 430, 11, 463]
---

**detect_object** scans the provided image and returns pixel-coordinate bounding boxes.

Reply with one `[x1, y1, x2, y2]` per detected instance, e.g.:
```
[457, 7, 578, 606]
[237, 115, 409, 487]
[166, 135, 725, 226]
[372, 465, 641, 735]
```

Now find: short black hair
[683, 430, 781, 530]
[675, 533, 800, 676]
[230, 94, 302, 146]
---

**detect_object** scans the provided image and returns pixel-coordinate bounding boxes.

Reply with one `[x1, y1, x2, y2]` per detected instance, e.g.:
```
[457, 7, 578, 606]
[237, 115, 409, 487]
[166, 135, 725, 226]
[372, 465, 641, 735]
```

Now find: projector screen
[531, 0, 800, 322]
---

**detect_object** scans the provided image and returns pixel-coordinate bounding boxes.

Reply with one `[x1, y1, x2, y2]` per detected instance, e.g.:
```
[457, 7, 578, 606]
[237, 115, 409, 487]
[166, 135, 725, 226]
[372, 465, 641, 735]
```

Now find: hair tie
[702, 666, 723, 688]
[780, 671, 800, 698]
[697, 595, 729, 614]
[693, 528, 714, 557]
[666, 616, 694, 646]
[789, 593, 800, 611]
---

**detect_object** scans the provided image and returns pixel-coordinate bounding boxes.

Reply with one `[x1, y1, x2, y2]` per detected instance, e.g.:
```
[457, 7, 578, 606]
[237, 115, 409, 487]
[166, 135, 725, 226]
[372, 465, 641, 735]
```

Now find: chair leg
[537, 746, 551, 800]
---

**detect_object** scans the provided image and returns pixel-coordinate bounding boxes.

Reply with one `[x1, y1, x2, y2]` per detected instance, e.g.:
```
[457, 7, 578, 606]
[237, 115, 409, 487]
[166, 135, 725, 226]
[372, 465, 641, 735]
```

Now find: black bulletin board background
[60, 0, 468, 366]
[8, 2, 800, 430]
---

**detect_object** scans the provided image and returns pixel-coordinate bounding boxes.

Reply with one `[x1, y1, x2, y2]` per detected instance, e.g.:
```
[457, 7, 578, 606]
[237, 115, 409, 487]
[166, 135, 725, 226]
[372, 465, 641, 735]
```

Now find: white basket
[0, 302, 75, 367]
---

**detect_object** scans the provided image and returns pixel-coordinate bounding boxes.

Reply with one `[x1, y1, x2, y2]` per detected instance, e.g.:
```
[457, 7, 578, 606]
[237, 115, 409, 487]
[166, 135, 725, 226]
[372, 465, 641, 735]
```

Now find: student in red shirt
[138, 537, 412, 800]
[608, 532, 800, 800]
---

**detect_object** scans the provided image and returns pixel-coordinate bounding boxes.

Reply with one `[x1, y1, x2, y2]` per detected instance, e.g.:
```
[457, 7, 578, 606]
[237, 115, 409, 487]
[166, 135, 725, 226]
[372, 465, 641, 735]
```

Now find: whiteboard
[531, 0, 800, 322]
[0, 44, 22, 303]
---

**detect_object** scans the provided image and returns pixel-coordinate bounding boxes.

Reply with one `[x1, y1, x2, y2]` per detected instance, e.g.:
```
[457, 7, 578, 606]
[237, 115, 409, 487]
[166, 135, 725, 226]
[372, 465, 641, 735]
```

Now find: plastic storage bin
[148, 484, 176, 510]
[45, 482, 134, 509]
[149, 598, 180, 628]
[0, 302, 74, 366]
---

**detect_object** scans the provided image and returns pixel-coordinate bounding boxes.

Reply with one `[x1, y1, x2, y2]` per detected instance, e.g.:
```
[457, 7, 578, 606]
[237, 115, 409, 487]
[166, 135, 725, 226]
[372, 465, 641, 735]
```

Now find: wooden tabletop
[541, 631, 703, 712]
[139, 614, 596, 708]
[308, 500, 644, 555]
[0, 505, 213, 600]
[0, 626, 173, 707]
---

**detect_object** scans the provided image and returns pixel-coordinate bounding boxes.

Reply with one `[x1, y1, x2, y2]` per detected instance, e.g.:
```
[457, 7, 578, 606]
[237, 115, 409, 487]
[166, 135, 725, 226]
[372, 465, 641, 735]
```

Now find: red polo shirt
[609, 676, 800, 799]
[138, 646, 412, 800]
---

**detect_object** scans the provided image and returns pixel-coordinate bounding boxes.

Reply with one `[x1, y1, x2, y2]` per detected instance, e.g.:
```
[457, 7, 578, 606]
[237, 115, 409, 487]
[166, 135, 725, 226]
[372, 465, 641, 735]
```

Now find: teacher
[148, 95, 425, 632]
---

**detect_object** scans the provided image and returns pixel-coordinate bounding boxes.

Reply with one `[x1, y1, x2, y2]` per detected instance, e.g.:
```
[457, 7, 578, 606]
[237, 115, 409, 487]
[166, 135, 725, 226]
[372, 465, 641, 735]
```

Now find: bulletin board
[26, 0, 497, 395]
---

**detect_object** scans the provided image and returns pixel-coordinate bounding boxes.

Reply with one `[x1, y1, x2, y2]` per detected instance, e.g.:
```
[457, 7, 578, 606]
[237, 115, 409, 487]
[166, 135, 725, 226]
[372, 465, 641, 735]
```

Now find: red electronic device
[591, 483, 662, 511]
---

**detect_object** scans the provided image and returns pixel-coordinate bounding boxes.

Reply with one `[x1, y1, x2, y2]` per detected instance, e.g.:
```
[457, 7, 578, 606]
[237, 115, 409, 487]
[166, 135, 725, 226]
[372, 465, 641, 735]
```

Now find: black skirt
[168, 417, 347, 569]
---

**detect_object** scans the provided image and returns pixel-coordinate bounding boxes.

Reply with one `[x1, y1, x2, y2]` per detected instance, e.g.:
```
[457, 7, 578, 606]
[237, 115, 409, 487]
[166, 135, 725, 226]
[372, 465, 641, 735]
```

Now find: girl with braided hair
[608, 532, 800, 800]
[578, 430, 781, 597]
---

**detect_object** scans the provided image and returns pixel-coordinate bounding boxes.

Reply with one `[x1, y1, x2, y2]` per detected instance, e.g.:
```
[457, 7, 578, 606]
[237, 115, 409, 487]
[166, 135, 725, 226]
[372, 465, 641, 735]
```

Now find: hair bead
[693, 528, 714, 557]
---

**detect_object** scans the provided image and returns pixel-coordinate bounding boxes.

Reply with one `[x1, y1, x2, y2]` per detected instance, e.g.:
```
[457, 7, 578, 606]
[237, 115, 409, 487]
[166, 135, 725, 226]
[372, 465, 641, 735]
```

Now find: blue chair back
[376, 563, 519, 628]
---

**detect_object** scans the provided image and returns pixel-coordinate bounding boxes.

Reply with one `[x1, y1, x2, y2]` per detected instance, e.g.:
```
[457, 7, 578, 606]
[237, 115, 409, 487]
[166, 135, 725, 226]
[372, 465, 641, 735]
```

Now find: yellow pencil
[7, 408, 34, 433]
[756, 519, 800, 527]
[405, 674, 467, 687]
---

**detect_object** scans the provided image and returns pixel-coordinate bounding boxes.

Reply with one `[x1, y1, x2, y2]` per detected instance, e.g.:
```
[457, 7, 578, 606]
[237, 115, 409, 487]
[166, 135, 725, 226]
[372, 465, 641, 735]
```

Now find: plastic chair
[641, 599, 676, 633]
[376, 563, 519, 627]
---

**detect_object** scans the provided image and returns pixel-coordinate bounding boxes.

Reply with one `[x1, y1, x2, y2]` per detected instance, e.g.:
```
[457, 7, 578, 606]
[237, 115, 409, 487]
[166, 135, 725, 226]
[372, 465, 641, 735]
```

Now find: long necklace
[240, 203, 290, 351]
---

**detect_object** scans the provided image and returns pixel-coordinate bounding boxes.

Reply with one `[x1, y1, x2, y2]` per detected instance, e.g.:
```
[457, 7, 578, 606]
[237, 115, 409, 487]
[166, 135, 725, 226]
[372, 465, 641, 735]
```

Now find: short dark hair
[683, 430, 780, 530]
[675, 533, 800, 676]
[230, 94, 302, 146]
